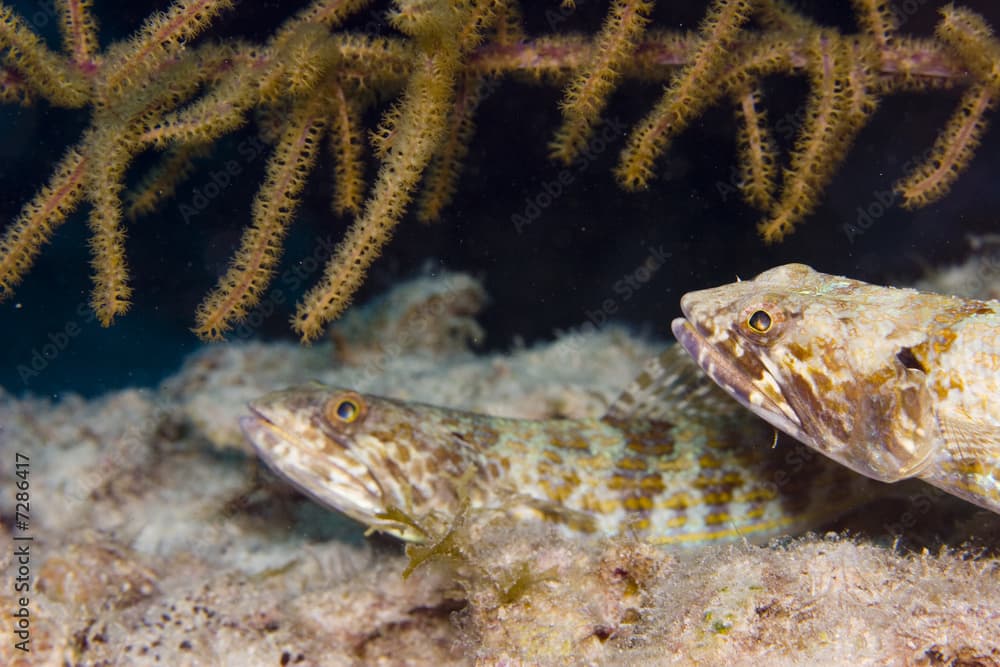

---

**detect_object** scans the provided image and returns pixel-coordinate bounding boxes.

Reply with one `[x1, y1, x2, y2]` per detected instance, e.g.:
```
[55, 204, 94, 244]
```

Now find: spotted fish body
[672, 263, 1000, 514]
[240, 348, 881, 547]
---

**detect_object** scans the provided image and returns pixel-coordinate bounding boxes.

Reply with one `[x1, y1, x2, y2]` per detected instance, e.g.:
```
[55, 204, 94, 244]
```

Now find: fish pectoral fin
[922, 409, 1000, 513]
[935, 408, 1000, 469]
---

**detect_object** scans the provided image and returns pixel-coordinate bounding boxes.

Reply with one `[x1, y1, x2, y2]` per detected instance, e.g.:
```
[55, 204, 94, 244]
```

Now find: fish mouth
[243, 402, 271, 429]
[243, 395, 343, 451]
[240, 398, 415, 538]
[239, 409, 328, 506]
[239, 402, 305, 455]
[239, 405, 283, 453]
[670, 316, 805, 440]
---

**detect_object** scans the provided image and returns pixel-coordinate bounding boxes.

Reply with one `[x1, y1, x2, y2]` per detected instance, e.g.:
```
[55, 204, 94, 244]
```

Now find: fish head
[241, 383, 489, 541]
[671, 263, 938, 483]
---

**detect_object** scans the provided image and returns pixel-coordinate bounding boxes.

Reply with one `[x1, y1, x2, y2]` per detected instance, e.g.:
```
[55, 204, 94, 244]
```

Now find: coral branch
[758, 33, 878, 242]
[293, 53, 454, 340]
[0, 4, 88, 105]
[0, 146, 87, 297]
[616, 0, 753, 190]
[896, 83, 995, 209]
[550, 0, 652, 164]
[417, 72, 484, 222]
[194, 88, 330, 339]
[125, 144, 211, 221]
[97, 0, 234, 105]
[734, 87, 777, 211]
[328, 81, 367, 216]
[86, 125, 137, 324]
[58, 0, 100, 69]
[895, 5, 1000, 207]
[0, 0, 997, 339]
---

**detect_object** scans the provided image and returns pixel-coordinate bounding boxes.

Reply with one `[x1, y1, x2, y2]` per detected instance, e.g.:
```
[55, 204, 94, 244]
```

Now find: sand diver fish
[240, 346, 881, 546]
[671, 263, 1000, 514]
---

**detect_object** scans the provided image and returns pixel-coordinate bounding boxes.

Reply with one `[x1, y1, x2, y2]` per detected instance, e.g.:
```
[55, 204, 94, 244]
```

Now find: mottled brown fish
[672, 263, 1000, 514]
[240, 347, 881, 547]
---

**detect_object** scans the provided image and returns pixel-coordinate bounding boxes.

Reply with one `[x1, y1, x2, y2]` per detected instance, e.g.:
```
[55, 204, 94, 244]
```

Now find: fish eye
[747, 309, 772, 333]
[738, 301, 784, 342]
[325, 392, 365, 424]
[335, 400, 358, 421]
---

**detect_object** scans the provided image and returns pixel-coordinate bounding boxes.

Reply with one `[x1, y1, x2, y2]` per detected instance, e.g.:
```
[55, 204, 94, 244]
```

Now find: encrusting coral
[0, 0, 998, 340]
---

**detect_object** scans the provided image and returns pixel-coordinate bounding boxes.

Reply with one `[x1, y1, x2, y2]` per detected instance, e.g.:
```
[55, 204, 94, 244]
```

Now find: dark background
[1, 0, 998, 398]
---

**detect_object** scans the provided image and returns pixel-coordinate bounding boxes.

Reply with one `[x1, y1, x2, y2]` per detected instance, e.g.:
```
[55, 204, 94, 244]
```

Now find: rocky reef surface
[1, 263, 999, 666]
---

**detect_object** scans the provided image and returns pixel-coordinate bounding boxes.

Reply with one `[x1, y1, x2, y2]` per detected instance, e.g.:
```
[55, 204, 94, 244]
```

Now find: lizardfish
[240, 346, 881, 545]
[672, 263, 1000, 514]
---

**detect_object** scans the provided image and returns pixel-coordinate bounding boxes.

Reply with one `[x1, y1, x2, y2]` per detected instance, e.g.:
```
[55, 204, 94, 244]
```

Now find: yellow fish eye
[326, 392, 365, 424]
[747, 309, 772, 333]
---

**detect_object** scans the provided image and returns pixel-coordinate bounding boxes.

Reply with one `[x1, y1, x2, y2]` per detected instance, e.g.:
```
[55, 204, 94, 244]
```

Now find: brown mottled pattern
[241, 370, 882, 547]
[673, 263, 1000, 515]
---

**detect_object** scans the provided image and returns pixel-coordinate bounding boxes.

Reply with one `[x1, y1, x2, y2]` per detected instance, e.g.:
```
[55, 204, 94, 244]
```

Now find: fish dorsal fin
[603, 344, 737, 423]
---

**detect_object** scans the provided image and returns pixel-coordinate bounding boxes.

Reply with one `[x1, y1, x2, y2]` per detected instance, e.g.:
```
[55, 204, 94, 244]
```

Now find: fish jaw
[240, 387, 429, 541]
[670, 317, 806, 447]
